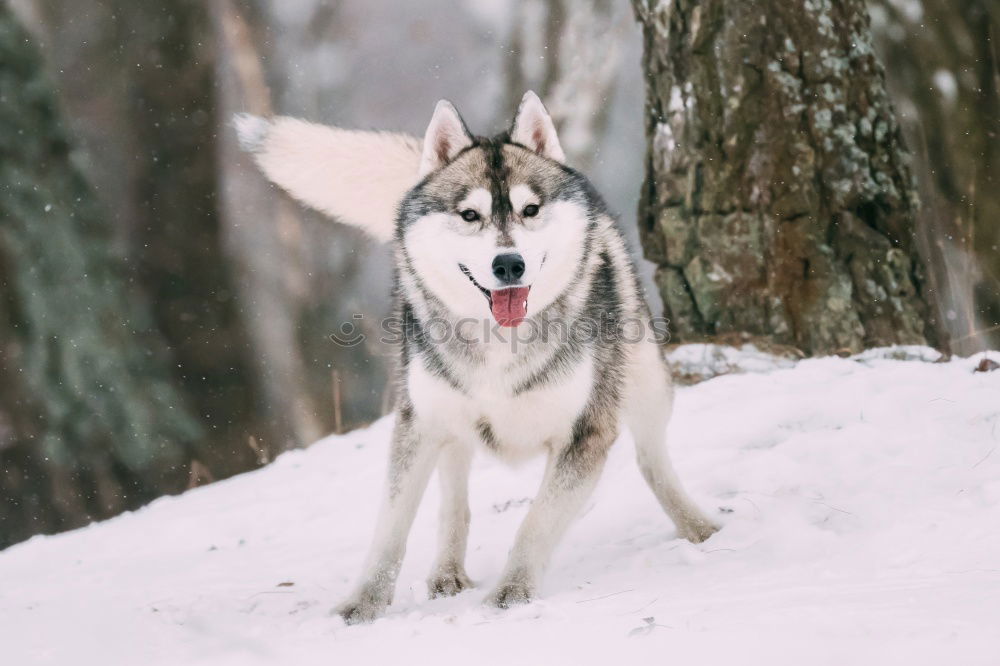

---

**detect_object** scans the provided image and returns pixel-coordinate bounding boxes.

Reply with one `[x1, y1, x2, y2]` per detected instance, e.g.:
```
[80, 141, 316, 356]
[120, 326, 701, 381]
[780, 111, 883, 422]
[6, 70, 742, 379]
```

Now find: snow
[933, 69, 958, 105]
[2, 347, 999, 665]
[668, 342, 798, 384]
[888, 0, 924, 23]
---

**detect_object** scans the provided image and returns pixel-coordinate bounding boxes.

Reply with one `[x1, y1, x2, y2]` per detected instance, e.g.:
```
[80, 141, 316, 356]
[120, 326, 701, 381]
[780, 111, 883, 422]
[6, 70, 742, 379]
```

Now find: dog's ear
[510, 91, 565, 163]
[419, 100, 474, 177]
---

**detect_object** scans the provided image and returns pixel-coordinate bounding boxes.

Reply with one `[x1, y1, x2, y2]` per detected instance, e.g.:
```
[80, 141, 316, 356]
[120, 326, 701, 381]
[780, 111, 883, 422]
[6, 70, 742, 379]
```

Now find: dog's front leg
[487, 422, 615, 608]
[337, 415, 439, 624]
[427, 442, 473, 598]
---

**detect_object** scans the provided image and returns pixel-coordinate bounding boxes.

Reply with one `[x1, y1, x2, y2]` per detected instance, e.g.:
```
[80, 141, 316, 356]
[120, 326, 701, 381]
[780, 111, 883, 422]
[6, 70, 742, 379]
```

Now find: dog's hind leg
[337, 410, 440, 624]
[486, 421, 615, 608]
[426, 442, 473, 598]
[625, 339, 718, 543]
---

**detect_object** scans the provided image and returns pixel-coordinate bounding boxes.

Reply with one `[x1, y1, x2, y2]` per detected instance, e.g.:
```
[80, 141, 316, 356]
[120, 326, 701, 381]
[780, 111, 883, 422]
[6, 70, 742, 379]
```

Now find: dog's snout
[492, 253, 525, 284]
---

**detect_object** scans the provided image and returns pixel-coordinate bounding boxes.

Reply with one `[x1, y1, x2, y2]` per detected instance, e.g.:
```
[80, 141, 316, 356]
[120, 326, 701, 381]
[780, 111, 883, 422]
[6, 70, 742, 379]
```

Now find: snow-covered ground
[3, 347, 999, 665]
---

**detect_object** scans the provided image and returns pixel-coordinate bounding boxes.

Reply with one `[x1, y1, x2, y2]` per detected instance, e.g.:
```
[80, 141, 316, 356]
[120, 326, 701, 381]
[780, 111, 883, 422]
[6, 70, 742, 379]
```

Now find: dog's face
[399, 92, 597, 327]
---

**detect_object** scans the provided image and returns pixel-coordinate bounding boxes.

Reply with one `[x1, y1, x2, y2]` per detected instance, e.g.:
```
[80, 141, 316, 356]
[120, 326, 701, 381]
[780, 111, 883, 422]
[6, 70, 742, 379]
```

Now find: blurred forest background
[0, 0, 996, 548]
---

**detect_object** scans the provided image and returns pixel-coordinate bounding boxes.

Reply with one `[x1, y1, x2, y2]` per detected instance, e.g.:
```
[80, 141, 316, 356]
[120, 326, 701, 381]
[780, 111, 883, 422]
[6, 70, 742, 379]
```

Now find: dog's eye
[522, 204, 539, 218]
[460, 209, 480, 222]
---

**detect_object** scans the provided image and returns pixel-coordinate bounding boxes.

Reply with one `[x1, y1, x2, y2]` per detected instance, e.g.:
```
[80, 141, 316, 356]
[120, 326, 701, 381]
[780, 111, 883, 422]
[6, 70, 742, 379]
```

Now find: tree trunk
[870, 0, 1000, 354]
[13, 0, 288, 468]
[212, 0, 325, 447]
[0, 5, 200, 548]
[504, 0, 624, 171]
[114, 1, 284, 466]
[251, 0, 400, 432]
[632, 0, 940, 355]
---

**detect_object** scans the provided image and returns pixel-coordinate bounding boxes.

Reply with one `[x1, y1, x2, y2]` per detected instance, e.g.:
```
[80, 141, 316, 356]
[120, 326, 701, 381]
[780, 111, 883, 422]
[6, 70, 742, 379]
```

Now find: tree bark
[252, 0, 399, 431]
[870, 0, 1000, 354]
[632, 0, 940, 354]
[0, 5, 199, 548]
[504, 0, 624, 171]
[212, 0, 324, 448]
[114, 1, 282, 466]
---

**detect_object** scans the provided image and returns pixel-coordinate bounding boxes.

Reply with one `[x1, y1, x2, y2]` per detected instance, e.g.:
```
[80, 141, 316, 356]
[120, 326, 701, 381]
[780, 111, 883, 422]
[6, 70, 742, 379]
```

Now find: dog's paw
[336, 598, 386, 625]
[486, 579, 533, 609]
[335, 584, 392, 625]
[677, 516, 720, 544]
[427, 567, 473, 599]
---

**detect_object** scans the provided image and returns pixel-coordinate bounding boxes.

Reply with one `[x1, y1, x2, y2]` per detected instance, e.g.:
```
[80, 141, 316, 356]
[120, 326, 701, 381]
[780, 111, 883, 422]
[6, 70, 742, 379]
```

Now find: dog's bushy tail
[234, 114, 421, 242]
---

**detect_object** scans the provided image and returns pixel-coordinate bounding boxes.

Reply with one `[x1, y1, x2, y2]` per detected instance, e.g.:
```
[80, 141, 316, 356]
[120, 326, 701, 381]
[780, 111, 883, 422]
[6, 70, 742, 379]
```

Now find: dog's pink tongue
[490, 287, 530, 327]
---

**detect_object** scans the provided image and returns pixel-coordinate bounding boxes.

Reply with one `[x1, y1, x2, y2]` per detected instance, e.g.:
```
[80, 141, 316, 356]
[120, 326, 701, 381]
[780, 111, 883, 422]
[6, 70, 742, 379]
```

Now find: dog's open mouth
[459, 264, 530, 328]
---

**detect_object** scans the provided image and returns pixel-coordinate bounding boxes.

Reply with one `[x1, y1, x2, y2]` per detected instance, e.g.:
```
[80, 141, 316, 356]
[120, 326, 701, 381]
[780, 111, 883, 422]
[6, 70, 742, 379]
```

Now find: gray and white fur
[237, 91, 719, 624]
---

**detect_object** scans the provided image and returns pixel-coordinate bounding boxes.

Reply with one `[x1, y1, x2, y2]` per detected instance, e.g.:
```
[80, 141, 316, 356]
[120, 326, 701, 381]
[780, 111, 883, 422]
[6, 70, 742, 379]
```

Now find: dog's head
[399, 92, 601, 328]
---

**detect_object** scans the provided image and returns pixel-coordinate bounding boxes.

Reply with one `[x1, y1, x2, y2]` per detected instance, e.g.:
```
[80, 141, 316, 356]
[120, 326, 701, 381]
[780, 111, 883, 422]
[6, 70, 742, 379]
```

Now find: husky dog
[236, 92, 718, 624]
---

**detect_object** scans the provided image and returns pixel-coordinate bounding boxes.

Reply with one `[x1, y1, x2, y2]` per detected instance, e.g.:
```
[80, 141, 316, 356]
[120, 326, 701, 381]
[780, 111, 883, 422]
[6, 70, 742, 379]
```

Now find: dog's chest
[407, 350, 594, 461]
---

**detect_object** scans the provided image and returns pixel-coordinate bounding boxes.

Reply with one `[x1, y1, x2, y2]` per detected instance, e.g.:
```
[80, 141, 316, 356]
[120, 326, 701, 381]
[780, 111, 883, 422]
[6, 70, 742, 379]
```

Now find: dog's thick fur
[238, 92, 718, 624]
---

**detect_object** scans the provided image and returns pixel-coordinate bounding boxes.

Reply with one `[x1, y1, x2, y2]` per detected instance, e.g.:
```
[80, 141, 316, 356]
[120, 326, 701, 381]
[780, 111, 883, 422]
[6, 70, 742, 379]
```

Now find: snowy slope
[2, 348, 999, 666]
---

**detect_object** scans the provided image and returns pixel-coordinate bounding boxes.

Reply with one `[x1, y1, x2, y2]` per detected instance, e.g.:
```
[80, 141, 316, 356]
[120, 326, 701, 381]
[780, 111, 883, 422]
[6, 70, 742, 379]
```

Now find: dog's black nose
[492, 253, 526, 284]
